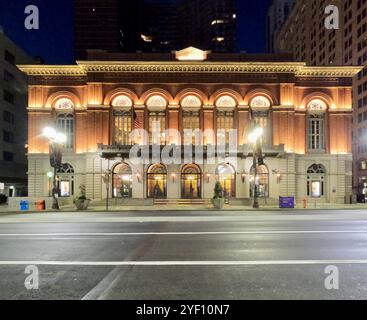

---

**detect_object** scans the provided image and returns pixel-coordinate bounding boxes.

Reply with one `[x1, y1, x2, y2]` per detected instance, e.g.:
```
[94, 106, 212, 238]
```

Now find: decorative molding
[18, 63, 363, 78]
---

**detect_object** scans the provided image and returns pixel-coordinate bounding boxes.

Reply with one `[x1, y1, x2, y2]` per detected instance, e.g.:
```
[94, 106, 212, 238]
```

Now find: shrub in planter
[211, 181, 225, 209]
[74, 184, 91, 210]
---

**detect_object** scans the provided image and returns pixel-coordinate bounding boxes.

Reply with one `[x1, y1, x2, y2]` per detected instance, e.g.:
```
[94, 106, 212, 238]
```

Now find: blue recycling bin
[19, 200, 29, 211]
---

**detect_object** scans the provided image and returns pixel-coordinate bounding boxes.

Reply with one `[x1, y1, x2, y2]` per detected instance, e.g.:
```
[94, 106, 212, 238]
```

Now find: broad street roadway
[0, 209, 367, 299]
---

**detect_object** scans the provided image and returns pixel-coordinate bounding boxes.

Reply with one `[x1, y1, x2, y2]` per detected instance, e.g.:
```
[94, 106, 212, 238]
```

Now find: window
[183, 111, 200, 145]
[3, 69, 14, 83]
[307, 164, 325, 198]
[114, 110, 132, 145]
[4, 50, 15, 65]
[252, 111, 269, 144]
[3, 130, 14, 143]
[3, 89, 14, 104]
[3, 151, 14, 161]
[149, 111, 166, 145]
[217, 111, 234, 145]
[308, 114, 325, 150]
[3, 111, 14, 124]
[56, 113, 74, 149]
[361, 160, 367, 170]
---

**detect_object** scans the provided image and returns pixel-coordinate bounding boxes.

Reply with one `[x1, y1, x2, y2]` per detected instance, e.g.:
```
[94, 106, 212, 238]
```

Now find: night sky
[0, 0, 270, 64]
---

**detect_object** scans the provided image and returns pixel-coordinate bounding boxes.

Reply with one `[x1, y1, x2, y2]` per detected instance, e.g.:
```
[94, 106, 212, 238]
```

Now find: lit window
[183, 111, 200, 145]
[217, 111, 234, 145]
[149, 111, 166, 145]
[307, 114, 325, 151]
[114, 110, 132, 145]
[56, 113, 74, 149]
[361, 160, 367, 170]
[141, 34, 153, 42]
[55, 98, 74, 110]
[211, 20, 225, 25]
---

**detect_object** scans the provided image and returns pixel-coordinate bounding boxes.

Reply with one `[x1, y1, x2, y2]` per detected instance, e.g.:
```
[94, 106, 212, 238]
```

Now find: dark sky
[0, 0, 270, 64]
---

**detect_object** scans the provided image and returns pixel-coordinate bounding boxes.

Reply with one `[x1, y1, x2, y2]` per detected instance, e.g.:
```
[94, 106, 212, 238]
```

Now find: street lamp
[42, 127, 66, 210]
[248, 127, 263, 209]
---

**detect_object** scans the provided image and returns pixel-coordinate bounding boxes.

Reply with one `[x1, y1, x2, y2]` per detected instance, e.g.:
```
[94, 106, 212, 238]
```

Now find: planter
[211, 197, 225, 209]
[74, 199, 91, 211]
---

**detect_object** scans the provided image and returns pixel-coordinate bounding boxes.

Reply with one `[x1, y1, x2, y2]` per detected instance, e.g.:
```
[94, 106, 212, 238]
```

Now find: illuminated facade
[19, 48, 361, 204]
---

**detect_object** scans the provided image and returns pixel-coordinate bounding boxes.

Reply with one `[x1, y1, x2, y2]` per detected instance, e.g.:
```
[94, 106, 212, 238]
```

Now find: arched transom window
[215, 95, 237, 109]
[54, 98, 74, 110]
[111, 95, 133, 108]
[250, 96, 271, 109]
[181, 95, 202, 108]
[146, 95, 168, 109]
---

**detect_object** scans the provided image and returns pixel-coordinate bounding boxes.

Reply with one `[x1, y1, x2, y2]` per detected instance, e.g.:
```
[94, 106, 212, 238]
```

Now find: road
[0, 209, 367, 300]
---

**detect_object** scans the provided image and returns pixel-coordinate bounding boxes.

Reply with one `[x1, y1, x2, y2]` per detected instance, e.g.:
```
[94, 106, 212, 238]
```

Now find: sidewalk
[1, 202, 367, 214]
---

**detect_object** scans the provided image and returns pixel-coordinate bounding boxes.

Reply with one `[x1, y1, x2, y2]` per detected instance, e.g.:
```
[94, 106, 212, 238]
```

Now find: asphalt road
[1, 210, 367, 300]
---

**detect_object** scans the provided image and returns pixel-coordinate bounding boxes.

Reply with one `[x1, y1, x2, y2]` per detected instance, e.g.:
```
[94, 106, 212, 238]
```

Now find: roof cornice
[17, 62, 363, 78]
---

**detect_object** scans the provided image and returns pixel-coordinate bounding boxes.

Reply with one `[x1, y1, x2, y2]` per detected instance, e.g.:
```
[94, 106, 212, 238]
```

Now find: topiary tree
[213, 181, 223, 199]
[76, 184, 87, 201]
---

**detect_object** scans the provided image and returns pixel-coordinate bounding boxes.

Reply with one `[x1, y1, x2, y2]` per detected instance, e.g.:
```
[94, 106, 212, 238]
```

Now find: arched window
[147, 95, 167, 145]
[250, 96, 271, 145]
[250, 164, 269, 198]
[307, 99, 327, 151]
[181, 164, 201, 199]
[112, 95, 133, 145]
[147, 164, 167, 199]
[216, 163, 236, 198]
[112, 163, 132, 198]
[215, 96, 236, 145]
[56, 113, 74, 149]
[56, 163, 74, 197]
[307, 164, 326, 198]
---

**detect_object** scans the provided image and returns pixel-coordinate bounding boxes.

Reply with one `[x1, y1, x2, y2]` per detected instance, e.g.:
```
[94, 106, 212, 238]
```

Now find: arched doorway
[56, 163, 74, 197]
[181, 164, 201, 199]
[216, 163, 236, 198]
[307, 164, 326, 198]
[112, 163, 132, 198]
[250, 165, 269, 198]
[147, 164, 167, 199]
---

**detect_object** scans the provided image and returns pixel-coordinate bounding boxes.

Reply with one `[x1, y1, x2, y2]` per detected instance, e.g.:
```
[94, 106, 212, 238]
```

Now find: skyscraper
[74, 0, 237, 59]
[266, 0, 295, 53]
[74, 0, 120, 60]
[275, 0, 367, 196]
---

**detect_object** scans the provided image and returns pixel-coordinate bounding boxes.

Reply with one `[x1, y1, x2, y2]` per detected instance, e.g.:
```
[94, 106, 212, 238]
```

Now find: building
[266, 0, 295, 53]
[0, 29, 33, 197]
[74, 0, 120, 59]
[18, 47, 360, 206]
[275, 0, 367, 196]
[74, 0, 237, 59]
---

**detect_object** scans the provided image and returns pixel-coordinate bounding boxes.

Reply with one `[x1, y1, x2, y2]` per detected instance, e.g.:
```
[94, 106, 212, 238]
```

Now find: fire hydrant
[302, 198, 307, 209]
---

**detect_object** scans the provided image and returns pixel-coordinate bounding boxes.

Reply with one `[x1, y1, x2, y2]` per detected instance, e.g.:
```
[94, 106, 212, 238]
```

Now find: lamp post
[248, 127, 263, 209]
[102, 169, 112, 211]
[42, 127, 66, 210]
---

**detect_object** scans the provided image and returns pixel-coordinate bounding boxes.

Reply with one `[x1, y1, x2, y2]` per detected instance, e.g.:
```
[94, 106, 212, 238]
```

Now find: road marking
[1, 260, 367, 266]
[0, 230, 366, 237]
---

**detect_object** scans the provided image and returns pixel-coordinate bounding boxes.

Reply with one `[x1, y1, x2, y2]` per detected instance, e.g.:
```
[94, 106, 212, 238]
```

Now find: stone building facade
[19, 48, 361, 205]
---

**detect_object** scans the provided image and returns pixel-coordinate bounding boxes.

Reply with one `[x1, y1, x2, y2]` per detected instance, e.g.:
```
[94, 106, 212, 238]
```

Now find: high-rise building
[275, 0, 367, 196]
[266, 0, 295, 53]
[74, 0, 237, 59]
[74, 0, 120, 60]
[0, 29, 34, 197]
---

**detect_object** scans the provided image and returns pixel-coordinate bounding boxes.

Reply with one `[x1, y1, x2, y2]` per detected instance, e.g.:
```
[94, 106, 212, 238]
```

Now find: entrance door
[181, 164, 201, 199]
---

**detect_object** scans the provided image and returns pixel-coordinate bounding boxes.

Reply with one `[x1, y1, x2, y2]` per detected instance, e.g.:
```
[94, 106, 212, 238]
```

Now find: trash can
[35, 200, 46, 211]
[19, 200, 29, 211]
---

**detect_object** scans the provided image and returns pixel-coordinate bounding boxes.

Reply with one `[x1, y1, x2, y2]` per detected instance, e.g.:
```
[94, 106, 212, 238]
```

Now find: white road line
[0, 230, 366, 237]
[1, 260, 367, 266]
